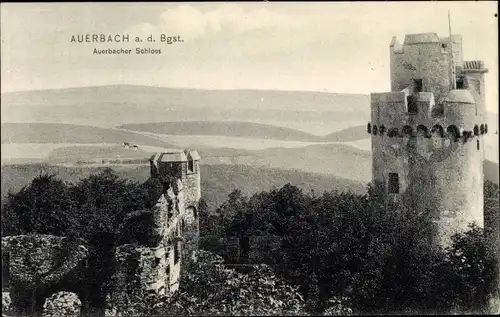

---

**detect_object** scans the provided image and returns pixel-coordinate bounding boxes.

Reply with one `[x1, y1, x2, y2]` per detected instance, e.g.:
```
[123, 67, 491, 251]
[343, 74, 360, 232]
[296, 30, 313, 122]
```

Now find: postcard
[1, 2, 498, 316]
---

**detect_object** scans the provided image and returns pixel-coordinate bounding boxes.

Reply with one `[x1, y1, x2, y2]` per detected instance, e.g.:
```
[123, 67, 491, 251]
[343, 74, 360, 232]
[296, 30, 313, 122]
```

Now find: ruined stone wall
[184, 160, 201, 208]
[1, 235, 89, 316]
[42, 291, 81, 317]
[109, 151, 201, 311]
[182, 159, 201, 267]
[110, 184, 183, 304]
[182, 207, 199, 269]
[1, 235, 89, 289]
[111, 244, 172, 298]
[154, 161, 185, 182]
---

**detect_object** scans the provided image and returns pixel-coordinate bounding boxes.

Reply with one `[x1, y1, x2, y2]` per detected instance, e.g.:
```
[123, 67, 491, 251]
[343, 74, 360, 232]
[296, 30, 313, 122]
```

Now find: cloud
[127, 4, 301, 40]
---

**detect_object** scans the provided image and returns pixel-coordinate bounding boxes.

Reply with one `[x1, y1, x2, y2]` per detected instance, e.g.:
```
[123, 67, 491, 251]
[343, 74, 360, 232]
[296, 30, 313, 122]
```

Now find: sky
[1, 2, 498, 112]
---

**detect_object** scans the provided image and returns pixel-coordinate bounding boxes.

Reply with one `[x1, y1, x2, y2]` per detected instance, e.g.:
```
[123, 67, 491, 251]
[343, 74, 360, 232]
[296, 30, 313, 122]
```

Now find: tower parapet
[370, 33, 488, 247]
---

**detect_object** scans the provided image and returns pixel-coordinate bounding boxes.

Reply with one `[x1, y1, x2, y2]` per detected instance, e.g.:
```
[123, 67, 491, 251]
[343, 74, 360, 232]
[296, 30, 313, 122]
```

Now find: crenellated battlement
[370, 87, 484, 136]
[463, 60, 487, 73]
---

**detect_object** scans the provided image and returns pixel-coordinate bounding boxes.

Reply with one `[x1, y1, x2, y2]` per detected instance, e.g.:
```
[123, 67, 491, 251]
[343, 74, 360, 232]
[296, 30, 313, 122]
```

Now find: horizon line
[0, 84, 371, 96]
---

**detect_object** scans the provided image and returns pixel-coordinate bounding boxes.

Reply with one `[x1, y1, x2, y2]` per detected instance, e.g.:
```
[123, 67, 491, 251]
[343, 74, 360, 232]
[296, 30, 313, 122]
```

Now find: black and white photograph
[1, 1, 499, 316]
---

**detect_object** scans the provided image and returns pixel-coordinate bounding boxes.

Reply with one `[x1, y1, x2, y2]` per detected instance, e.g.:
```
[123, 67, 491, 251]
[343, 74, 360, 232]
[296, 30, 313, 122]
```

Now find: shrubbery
[1, 169, 157, 314]
[1, 169, 498, 315]
[201, 182, 500, 315]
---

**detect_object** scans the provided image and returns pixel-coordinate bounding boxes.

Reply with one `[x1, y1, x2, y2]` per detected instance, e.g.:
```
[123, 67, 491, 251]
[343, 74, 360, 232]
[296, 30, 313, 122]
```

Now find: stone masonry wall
[108, 150, 201, 312]
[1, 235, 89, 316]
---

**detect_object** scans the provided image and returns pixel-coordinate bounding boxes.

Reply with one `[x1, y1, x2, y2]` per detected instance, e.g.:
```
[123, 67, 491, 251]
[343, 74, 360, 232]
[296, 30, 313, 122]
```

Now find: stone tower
[368, 33, 489, 247]
[149, 150, 202, 265]
[108, 149, 201, 311]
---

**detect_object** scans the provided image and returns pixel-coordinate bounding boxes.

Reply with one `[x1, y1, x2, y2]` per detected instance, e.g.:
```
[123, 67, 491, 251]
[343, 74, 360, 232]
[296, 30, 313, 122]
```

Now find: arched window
[379, 125, 386, 135]
[416, 125, 429, 138]
[473, 125, 479, 136]
[372, 125, 378, 135]
[367, 123, 372, 134]
[477, 140, 480, 150]
[187, 206, 198, 219]
[485, 124, 488, 134]
[480, 124, 485, 134]
[402, 125, 414, 137]
[446, 125, 460, 141]
[462, 131, 472, 143]
[431, 125, 444, 137]
[388, 128, 399, 137]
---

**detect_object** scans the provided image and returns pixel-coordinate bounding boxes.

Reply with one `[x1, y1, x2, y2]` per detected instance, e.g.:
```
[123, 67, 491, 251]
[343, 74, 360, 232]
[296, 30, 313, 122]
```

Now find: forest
[1, 168, 499, 315]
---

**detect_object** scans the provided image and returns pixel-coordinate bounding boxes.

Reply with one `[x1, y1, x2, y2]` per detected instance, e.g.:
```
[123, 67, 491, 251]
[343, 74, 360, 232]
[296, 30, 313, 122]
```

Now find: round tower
[370, 33, 489, 247]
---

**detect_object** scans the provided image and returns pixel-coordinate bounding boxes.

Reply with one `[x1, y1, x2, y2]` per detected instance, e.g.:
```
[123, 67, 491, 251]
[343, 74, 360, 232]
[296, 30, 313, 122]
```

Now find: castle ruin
[368, 33, 489, 247]
[1, 149, 202, 316]
[108, 149, 201, 310]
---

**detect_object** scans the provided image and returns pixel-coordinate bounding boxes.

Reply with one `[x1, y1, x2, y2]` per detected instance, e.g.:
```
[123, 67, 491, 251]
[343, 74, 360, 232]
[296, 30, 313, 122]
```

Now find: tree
[1, 169, 147, 316]
[158, 250, 306, 316]
[1, 173, 75, 236]
[437, 224, 498, 314]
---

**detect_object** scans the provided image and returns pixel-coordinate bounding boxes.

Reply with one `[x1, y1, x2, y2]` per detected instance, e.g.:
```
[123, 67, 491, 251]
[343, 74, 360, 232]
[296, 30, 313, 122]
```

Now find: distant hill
[1, 123, 175, 147]
[0, 163, 367, 210]
[1, 85, 370, 129]
[1, 85, 369, 113]
[321, 125, 367, 142]
[47, 145, 256, 163]
[41, 142, 372, 183]
[484, 159, 500, 185]
[252, 143, 372, 182]
[46, 144, 155, 162]
[5, 134, 494, 187]
[118, 121, 319, 142]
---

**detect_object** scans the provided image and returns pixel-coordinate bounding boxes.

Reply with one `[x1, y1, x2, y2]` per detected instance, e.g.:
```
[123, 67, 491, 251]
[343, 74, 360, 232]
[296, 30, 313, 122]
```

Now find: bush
[160, 250, 306, 316]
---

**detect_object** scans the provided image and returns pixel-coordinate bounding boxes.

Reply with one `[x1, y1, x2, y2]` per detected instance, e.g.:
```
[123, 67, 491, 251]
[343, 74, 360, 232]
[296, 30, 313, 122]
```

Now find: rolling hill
[1, 121, 374, 155]
[1, 85, 369, 113]
[118, 122, 377, 143]
[46, 145, 156, 163]
[1, 123, 175, 147]
[41, 142, 372, 183]
[321, 125, 368, 142]
[484, 159, 500, 185]
[0, 163, 367, 210]
[1, 85, 370, 130]
[118, 121, 320, 142]
[37, 141, 500, 186]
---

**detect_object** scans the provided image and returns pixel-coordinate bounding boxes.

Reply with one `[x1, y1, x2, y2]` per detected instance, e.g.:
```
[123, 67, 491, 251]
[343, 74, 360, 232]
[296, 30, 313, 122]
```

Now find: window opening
[407, 95, 418, 114]
[413, 79, 423, 93]
[388, 173, 400, 194]
[174, 241, 180, 264]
